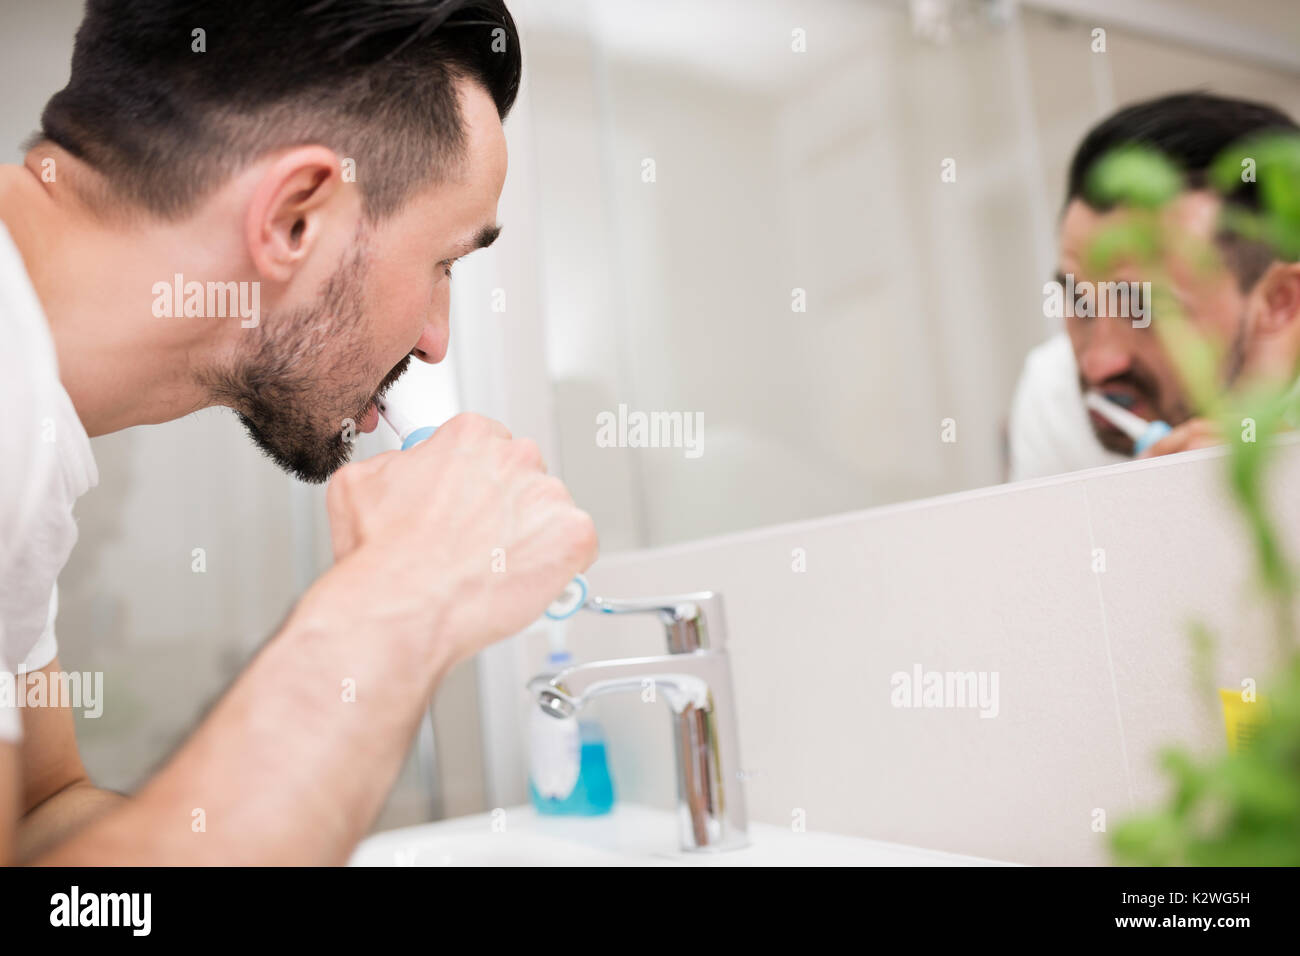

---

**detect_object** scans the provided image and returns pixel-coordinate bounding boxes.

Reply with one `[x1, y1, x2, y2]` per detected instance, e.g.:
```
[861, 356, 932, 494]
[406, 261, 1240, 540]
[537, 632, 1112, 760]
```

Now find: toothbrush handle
[400, 425, 438, 451]
[1134, 420, 1172, 455]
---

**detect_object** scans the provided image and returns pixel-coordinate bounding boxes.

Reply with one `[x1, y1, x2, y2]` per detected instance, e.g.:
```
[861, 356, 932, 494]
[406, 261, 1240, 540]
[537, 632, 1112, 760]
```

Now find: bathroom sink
[349, 804, 1010, 866]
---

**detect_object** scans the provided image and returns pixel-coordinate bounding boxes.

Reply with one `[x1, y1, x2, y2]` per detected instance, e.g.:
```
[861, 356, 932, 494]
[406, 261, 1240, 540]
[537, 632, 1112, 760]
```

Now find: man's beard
[204, 236, 411, 483]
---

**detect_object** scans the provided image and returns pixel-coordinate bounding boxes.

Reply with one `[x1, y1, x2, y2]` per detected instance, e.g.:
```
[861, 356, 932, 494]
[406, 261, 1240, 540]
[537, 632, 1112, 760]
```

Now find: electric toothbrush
[374, 395, 588, 621]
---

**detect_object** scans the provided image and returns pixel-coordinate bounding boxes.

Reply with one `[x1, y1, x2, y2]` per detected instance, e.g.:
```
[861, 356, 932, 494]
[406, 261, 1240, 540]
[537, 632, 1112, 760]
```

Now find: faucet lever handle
[589, 591, 725, 654]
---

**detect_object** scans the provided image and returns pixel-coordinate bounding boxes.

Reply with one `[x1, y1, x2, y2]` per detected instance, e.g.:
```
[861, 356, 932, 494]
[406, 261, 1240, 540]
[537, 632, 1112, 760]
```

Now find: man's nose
[412, 293, 450, 364]
[1077, 317, 1133, 384]
[412, 323, 442, 363]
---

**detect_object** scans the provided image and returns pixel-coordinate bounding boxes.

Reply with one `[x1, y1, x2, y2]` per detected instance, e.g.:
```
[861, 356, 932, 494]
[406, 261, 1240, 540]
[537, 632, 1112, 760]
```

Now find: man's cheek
[372, 284, 432, 342]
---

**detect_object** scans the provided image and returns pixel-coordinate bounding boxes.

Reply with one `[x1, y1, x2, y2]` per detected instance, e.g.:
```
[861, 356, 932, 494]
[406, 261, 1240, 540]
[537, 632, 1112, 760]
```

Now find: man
[1008, 92, 1300, 482]
[0, 0, 597, 864]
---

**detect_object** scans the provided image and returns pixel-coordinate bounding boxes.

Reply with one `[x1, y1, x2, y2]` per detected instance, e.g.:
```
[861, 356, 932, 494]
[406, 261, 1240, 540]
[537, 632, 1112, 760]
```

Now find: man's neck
[0, 150, 239, 437]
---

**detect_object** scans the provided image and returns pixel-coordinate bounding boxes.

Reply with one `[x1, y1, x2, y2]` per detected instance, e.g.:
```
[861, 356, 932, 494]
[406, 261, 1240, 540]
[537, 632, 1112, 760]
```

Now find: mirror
[493, 0, 1300, 550]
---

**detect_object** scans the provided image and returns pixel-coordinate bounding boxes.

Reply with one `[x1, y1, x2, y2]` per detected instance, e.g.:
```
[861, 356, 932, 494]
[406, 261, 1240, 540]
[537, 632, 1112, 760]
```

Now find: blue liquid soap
[529, 720, 615, 816]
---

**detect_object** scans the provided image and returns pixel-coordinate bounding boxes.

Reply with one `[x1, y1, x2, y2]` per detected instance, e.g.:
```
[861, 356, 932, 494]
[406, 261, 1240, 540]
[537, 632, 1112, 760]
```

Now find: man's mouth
[355, 353, 415, 437]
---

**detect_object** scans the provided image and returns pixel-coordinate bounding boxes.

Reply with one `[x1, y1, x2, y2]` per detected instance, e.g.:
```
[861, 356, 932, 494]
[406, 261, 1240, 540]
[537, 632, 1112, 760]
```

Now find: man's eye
[439, 257, 462, 279]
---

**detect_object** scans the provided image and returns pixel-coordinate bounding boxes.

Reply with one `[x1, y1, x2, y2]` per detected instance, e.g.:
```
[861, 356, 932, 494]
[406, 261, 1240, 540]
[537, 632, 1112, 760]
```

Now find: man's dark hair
[1066, 91, 1300, 288]
[36, 0, 521, 220]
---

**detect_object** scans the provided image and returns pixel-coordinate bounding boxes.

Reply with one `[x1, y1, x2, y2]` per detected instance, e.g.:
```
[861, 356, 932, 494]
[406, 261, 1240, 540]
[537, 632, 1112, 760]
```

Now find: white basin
[349, 804, 1010, 866]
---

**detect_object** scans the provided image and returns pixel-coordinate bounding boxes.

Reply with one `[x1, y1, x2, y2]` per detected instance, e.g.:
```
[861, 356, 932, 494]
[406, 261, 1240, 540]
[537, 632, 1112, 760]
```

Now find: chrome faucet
[526, 590, 749, 852]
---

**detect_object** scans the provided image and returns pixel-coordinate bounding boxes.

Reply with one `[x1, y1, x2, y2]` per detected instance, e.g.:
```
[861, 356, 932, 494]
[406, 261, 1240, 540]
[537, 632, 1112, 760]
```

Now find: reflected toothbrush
[1084, 390, 1172, 455]
[374, 394, 588, 620]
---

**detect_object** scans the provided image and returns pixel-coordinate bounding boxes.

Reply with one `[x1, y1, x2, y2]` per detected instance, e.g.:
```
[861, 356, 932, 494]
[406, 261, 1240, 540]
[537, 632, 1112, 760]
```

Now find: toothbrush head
[375, 395, 437, 449]
[544, 575, 589, 621]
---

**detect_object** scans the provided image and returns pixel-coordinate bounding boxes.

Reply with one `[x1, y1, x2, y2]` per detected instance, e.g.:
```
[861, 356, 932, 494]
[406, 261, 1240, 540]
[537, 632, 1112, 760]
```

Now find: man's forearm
[35, 554, 453, 865]
[17, 779, 123, 862]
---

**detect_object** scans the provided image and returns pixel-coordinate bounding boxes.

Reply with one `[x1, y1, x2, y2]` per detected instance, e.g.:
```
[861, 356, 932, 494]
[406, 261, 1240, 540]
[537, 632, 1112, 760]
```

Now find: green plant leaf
[1085, 145, 1184, 209]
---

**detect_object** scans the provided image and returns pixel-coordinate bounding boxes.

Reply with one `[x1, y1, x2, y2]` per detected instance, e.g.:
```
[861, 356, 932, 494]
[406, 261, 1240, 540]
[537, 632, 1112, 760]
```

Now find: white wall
[503, 443, 1300, 864]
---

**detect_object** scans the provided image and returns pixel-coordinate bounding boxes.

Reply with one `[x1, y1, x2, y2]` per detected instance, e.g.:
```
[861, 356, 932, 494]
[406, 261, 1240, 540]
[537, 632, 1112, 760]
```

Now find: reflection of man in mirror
[1008, 92, 1300, 482]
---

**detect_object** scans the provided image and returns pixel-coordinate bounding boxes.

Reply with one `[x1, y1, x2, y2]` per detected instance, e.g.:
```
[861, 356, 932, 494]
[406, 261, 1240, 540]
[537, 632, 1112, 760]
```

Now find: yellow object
[1219, 688, 1266, 753]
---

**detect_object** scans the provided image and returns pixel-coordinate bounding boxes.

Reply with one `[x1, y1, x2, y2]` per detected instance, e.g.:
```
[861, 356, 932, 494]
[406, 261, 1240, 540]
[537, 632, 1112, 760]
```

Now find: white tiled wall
[505, 441, 1298, 865]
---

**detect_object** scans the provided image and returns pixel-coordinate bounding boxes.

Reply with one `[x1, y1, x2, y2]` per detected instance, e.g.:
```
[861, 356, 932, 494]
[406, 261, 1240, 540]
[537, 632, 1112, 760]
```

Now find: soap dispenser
[527, 618, 615, 815]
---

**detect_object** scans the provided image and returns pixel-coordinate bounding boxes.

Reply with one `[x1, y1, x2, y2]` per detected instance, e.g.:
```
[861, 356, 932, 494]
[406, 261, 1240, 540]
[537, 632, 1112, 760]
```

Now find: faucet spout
[528, 653, 716, 716]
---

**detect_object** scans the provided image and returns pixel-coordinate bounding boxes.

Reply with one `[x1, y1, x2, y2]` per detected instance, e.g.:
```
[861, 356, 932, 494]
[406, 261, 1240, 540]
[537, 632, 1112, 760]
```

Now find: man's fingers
[428, 412, 513, 444]
[463, 412, 513, 441]
[521, 438, 549, 472]
[1138, 418, 1220, 458]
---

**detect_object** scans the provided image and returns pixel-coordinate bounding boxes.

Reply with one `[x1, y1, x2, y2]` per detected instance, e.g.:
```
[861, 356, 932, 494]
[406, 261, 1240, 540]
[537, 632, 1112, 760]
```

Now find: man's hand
[324, 412, 598, 667]
[1138, 417, 1222, 459]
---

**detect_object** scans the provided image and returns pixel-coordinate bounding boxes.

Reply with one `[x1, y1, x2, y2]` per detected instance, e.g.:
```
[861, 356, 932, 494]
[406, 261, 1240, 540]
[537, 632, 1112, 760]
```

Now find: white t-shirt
[1007, 332, 1127, 482]
[0, 222, 98, 741]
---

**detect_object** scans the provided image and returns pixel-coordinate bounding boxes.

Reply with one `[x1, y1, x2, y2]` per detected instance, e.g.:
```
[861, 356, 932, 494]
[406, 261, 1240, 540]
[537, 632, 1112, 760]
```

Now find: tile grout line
[1081, 481, 1137, 812]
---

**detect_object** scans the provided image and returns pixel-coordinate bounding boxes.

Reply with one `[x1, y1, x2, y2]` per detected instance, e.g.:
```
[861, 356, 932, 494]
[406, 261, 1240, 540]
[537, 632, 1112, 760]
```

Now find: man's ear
[1252, 262, 1300, 337]
[245, 146, 344, 283]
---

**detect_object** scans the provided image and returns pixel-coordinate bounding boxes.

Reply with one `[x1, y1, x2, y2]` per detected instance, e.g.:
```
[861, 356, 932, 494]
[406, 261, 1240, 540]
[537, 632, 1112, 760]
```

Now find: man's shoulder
[0, 219, 95, 487]
[1010, 332, 1080, 432]
[1019, 332, 1078, 392]
[0, 218, 63, 495]
[1008, 332, 1121, 481]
